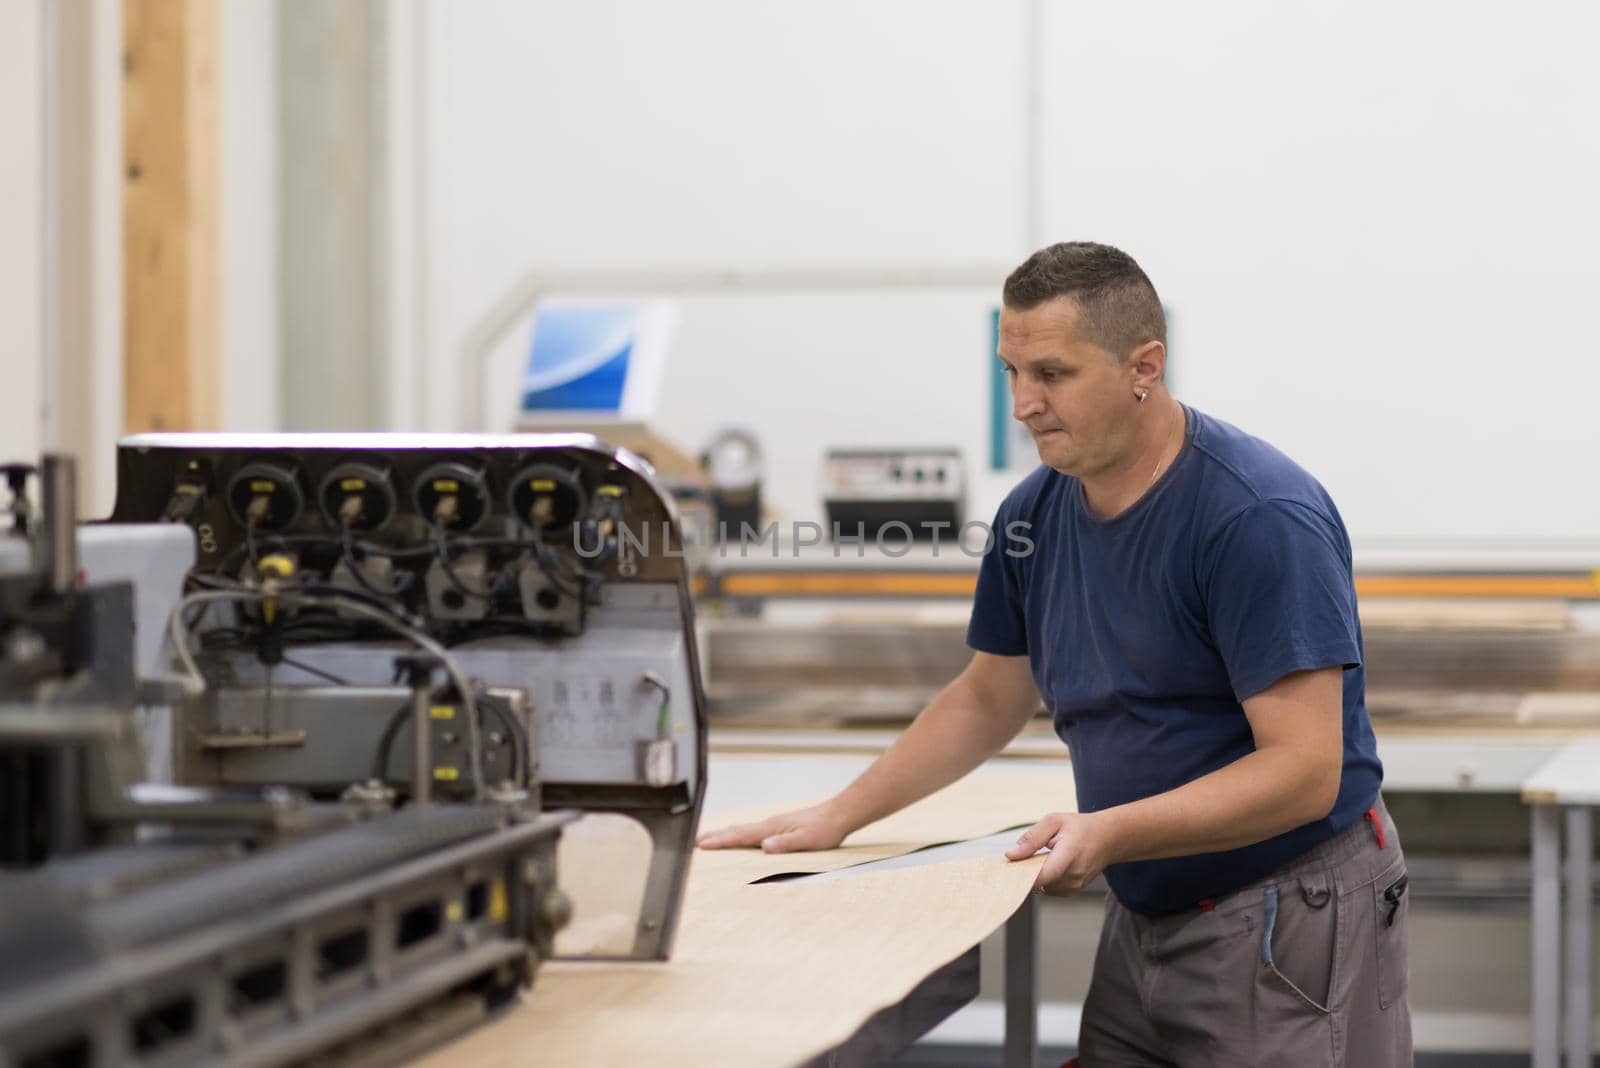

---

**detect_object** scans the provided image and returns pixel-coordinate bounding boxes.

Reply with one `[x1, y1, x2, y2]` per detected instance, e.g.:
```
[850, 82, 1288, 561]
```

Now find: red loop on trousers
[1365, 807, 1386, 849]
[1198, 897, 1215, 912]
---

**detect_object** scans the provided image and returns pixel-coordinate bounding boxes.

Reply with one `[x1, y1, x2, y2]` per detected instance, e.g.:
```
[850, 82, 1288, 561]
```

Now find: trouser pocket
[1259, 876, 1338, 1014]
[1375, 863, 1410, 1010]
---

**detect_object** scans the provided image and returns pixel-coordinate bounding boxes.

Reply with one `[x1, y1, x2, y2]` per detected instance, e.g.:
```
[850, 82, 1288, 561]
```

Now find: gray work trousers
[1079, 799, 1412, 1067]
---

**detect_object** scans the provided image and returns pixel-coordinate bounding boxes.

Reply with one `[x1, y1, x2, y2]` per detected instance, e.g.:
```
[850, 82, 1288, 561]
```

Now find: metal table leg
[1533, 804, 1562, 1068]
[1004, 894, 1038, 1068]
[1564, 807, 1592, 1068]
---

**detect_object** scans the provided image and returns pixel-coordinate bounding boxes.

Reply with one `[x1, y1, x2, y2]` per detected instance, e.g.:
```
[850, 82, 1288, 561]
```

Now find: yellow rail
[703, 570, 1600, 601]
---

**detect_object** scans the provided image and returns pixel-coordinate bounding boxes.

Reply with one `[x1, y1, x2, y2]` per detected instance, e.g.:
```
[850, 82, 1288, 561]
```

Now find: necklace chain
[1148, 404, 1183, 487]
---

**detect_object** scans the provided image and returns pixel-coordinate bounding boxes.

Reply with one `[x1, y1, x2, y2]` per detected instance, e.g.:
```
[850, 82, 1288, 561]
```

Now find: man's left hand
[1004, 811, 1113, 896]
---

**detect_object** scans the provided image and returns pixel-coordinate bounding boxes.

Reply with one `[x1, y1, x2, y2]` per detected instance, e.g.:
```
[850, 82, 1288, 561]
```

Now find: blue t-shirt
[967, 405, 1382, 916]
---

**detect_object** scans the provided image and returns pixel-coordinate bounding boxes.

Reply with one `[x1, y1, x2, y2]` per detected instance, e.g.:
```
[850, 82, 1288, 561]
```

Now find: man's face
[997, 298, 1136, 477]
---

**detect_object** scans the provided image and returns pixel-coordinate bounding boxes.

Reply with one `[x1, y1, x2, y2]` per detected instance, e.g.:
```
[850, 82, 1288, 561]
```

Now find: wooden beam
[123, 0, 218, 432]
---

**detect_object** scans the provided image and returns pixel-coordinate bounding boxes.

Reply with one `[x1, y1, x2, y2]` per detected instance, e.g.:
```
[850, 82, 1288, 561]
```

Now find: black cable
[278, 655, 348, 686]
[278, 618, 365, 639]
[180, 596, 231, 639]
[186, 569, 245, 590]
[350, 541, 436, 560]
[216, 532, 333, 574]
[339, 524, 404, 601]
[370, 686, 522, 784]
[524, 530, 587, 600]
[197, 627, 251, 651]
[183, 572, 250, 636]
[216, 531, 569, 575]
[244, 516, 262, 566]
[188, 563, 415, 649]
[433, 536, 542, 552]
[432, 528, 497, 601]
[475, 690, 529, 786]
[371, 699, 411, 781]
[297, 575, 420, 624]
[201, 616, 401, 654]
[446, 616, 553, 640]
[530, 527, 585, 578]
[439, 622, 537, 648]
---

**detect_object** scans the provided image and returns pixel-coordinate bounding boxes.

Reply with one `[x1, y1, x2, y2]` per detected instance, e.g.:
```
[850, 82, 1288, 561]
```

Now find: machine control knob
[415, 462, 490, 532]
[226, 462, 304, 531]
[319, 462, 397, 532]
[508, 464, 585, 535]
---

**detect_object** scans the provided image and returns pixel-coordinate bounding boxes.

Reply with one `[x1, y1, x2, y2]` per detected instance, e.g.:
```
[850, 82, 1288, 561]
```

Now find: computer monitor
[516, 299, 677, 425]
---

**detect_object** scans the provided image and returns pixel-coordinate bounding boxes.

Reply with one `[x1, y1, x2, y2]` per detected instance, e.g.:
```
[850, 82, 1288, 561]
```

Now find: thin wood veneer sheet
[418, 855, 1042, 1068]
[696, 764, 1078, 883]
[415, 768, 1073, 1067]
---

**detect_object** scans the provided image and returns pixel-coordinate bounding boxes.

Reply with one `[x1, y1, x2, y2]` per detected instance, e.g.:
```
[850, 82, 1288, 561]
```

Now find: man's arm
[698, 651, 1040, 852]
[1006, 666, 1344, 892]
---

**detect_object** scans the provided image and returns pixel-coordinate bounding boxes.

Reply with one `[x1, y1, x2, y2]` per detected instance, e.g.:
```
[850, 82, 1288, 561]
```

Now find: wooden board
[123, 0, 219, 432]
[416, 767, 1076, 1067]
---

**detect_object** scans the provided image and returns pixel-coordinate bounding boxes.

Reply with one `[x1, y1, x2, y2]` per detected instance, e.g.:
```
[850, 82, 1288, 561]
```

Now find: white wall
[219, 0, 280, 434]
[1, 0, 43, 467]
[1040, 1, 1600, 545]
[420, 0, 1029, 518]
[408, 0, 1600, 554]
[86, 0, 122, 515]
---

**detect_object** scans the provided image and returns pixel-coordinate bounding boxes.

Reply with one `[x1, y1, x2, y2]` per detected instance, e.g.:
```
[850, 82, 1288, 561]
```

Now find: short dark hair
[1002, 242, 1166, 359]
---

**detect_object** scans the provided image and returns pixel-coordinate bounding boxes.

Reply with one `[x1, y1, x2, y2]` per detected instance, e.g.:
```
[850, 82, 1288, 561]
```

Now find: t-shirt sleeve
[966, 506, 1030, 656]
[1203, 499, 1362, 702]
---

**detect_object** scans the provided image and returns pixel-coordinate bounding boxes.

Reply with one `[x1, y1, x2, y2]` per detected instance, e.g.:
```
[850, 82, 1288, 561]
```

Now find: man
[699, 242, 1410, 1065]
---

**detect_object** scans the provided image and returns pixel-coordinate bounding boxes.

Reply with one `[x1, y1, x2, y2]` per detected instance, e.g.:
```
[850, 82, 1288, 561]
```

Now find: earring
[1137, 391, 1148, 403]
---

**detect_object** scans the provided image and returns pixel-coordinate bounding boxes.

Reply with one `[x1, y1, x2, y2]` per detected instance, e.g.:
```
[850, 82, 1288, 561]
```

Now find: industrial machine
[822, 447, 965, 544]
[0, 433, 708, 1067]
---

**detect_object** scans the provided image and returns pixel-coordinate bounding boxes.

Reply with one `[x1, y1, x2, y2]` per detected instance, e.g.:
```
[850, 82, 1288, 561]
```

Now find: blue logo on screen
[521, 305, 637, 413]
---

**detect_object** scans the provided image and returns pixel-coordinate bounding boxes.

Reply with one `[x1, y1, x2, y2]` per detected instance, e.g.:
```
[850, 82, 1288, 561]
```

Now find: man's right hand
[696, 802, 852, 854]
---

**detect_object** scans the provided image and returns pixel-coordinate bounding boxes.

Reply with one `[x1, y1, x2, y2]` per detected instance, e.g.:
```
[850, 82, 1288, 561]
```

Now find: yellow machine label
[429, 705, 455, 720]
[531, 479, 556, 491]
[433, 478, 459, 492]
[433, 766, 459, 781]
[489, 877, 508, 922]
[597, 485, 624, 497]
[446, 901, 464, 924]
[340, 477, 367, 491]
[250, 480, 276, 493]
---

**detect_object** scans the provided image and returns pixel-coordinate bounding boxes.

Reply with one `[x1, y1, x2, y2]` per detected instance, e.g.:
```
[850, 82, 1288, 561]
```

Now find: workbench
[1522, 736, 1600, 1068]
